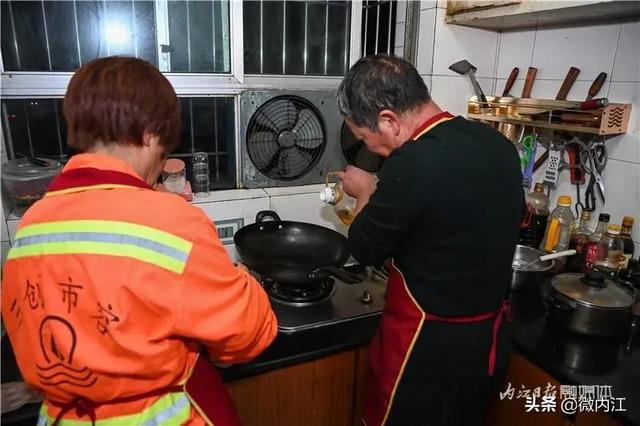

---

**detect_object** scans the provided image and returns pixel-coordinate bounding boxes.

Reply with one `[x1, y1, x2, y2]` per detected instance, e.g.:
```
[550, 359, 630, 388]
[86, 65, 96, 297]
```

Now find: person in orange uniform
[1, 57, 277, 426]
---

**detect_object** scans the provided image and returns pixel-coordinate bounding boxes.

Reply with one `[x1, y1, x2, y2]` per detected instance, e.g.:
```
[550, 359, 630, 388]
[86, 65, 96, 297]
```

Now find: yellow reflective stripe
[16, 220, 192, 253]
[8, 242, 186, 274]
[39, 392, 191, 426]
[45, 184, 136, 197]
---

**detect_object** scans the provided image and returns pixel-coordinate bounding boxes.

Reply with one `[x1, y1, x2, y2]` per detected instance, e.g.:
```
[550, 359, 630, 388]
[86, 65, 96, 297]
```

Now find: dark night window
[361, 0, 397, 56]
[1, 97, 236, 190]
[243, 0, 351, 76]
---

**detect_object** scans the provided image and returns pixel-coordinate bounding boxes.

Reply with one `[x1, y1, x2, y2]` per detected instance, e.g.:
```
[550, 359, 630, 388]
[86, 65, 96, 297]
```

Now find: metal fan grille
[246, 95, 327, 181]
[340, 122, 385, 173]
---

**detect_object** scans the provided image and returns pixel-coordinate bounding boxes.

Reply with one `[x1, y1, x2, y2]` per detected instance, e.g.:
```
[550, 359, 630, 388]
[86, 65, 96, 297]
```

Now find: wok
[233, 211, 360, 286]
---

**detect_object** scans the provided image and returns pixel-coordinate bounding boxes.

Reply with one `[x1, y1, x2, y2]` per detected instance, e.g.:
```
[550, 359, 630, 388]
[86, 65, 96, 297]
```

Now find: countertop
[3, 285, 639, 425]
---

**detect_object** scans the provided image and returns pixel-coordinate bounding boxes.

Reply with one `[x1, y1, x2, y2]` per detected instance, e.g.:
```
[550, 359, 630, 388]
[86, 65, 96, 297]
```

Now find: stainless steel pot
[511, 245, 554, 290]
[549, 271, 634, 337]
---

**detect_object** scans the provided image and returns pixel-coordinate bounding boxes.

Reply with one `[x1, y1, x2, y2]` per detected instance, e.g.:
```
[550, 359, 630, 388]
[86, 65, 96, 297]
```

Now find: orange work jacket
[1, 153, 277, 425]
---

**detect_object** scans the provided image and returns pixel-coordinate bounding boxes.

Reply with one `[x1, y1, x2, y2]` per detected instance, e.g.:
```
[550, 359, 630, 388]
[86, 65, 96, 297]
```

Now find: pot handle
[551, 297, 575, 313]
[309, 266, 362, 284]
[255, 210, 281, 223]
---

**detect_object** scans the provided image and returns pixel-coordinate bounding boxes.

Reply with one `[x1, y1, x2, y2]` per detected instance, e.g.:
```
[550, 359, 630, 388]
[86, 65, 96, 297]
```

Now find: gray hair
[337, 55, 431, 131]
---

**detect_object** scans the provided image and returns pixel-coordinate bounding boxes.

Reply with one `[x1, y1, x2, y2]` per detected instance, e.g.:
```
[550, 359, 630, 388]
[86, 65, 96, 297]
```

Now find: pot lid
[2, 157, 61, 177]
[551, 272, 634, 309]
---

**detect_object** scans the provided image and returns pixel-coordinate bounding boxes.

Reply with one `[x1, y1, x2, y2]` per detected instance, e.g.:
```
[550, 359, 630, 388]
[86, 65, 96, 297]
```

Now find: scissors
[577, 137, 607, 210]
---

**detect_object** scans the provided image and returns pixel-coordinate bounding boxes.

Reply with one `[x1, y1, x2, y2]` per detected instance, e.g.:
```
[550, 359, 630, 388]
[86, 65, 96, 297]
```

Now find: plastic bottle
[540, 195, 575, 254]
[320, 181, 357, 226]
[584, 213, 611, 271]
[594, 224, 624, 275]
[519, 183, 550, 248]
[566, 210, 593, 272]
[620, 216, 636, 270]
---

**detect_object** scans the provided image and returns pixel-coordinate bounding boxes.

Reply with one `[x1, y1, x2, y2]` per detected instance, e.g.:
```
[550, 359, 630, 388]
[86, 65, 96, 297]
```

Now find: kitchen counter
[3, 285, 639, 425]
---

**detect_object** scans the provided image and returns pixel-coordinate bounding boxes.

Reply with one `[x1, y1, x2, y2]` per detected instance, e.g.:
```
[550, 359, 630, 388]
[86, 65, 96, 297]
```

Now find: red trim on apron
[363, 261, 511, 426]
[48, 167, 153, 192]
[409, 112, 455, 140]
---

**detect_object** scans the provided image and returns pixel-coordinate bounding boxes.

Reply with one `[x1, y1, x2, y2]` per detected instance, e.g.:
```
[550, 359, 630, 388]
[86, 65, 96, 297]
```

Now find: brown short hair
[64, 57, 181, 153]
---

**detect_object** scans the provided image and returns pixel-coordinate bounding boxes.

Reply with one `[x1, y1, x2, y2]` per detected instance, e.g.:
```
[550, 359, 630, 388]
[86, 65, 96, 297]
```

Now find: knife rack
[467, 96, 631, 136]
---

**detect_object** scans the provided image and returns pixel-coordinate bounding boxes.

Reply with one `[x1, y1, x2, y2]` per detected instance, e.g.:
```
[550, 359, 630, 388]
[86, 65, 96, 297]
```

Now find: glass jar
[192, 152, 210, 198]
[162, 159, 187, 194]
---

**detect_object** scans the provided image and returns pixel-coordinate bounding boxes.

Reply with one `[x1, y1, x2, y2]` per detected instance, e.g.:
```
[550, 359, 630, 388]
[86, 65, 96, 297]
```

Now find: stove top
[257, 265, 388, 334]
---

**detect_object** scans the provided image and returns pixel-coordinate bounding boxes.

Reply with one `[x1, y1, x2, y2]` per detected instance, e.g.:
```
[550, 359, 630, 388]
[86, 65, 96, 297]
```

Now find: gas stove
[257, 265, 388, 334]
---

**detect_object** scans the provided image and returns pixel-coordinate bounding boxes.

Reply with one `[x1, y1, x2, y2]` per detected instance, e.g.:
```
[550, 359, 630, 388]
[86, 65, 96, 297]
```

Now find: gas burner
[263, 278, 336, 307]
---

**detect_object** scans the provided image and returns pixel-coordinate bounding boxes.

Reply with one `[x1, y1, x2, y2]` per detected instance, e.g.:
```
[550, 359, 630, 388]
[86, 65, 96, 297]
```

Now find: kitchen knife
[586, 72, 607, 101]
[502, 67, 519, 97]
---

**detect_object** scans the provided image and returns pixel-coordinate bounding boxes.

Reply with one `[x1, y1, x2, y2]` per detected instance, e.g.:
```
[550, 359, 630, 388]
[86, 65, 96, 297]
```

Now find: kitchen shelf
[446, 1, 640, 31]
[467, 96, 631, 136]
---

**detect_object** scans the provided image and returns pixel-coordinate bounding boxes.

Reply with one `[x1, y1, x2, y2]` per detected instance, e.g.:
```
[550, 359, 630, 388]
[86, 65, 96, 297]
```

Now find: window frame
[0, 0, 365, 190]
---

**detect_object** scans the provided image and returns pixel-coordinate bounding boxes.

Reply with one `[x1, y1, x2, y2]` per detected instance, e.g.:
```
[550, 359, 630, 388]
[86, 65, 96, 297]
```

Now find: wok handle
[310, 267, 362, 284]
[255, 210, 281, 223]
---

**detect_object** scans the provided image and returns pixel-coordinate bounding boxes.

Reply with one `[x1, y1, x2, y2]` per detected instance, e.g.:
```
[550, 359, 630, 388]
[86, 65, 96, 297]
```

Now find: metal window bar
[52, 100, 64, 158]
[303, 2, 308, 75]
[323, 0, 329, 74]
[387, 1, 393, 54]
[343, 3, 350, 72]
[72, 0, 82, 65]
[8, 0, 22, 69]
[132, 0, 138, 58]
[186, 0, 192, 72]
[2, 103, 16, 159]
[213, 97, 219, 180]
[22, 101, 35, 157]
[40, 0, 53, 71]
[282, 0, 286, 74]
[103, 0, 110, 56]
[259, 0, 264, 74]
[374, 1, 380, 54]
[362, 1, 369, 56]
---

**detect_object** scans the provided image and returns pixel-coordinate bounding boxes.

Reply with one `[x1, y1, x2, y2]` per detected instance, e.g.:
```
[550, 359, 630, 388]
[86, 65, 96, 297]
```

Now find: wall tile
[421, 0, 437, 10]
[432, 8, 498, 78]
[600, 159, 640, 242]
[395, 45, 404, 57]
[606, 82, 639, 164]
[195, 197, 270, 261]
[423, 75, 433, 92]
[531, 23, 621, 81]
[496, 30, 535, 80]
[416, 8, 436, 74]
[269, 193, 349, 236]
[431, 75, 494, 116]
[6, 219, 18, 244]
[395, 22, 406, 47]
[396, 0, 407, 21]
[612, 20, 640, 83]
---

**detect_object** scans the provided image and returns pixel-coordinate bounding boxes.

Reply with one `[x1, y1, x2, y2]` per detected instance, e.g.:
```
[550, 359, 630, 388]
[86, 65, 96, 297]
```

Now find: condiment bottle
[540, 195, 575, 254]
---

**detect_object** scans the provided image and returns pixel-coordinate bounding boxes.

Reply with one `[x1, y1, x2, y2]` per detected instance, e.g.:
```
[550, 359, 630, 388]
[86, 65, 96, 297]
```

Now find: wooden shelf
[446, 1, 640, 31]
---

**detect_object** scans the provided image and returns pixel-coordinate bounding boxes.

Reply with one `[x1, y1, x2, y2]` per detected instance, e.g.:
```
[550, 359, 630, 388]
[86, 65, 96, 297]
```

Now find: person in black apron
[335, 55, 524, 426]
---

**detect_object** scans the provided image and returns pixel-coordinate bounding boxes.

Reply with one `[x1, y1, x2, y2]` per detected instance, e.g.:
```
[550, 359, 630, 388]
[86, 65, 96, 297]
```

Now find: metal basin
[511, 245, 554, 290]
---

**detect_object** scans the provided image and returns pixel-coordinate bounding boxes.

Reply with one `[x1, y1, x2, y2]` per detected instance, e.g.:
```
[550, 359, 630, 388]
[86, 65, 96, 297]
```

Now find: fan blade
[281, 100, 297, 129]
[294, 145, 324, 159]
[254, 110, 281, 133]
[263, 147, 284, 175]
[291, 109, 315, 135]
[248, 131, 278, 145]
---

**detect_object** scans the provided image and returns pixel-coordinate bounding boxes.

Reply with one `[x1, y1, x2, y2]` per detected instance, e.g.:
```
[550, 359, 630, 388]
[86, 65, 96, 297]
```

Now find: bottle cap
[622, 216, 634, 227]
[319, 187, 336, 203]
[557, 196, 572, 206]
[598, 213, 611, 222]
[607, 224, 621, 235]
[580, 210, 592, 220]
[534, 183, 546, 193]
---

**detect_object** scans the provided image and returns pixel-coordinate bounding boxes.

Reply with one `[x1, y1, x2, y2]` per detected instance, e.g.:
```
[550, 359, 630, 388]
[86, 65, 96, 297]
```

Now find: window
[361, 0, 397, 56]
[0, 1, 372, 193]
[1, 97, 237, 190]
[243, 0, 351, 76]
[1, 0, 159, 71]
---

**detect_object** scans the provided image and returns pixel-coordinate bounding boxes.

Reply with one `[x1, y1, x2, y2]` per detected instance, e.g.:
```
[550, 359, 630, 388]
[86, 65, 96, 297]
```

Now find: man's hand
[334, 166, 376, 199]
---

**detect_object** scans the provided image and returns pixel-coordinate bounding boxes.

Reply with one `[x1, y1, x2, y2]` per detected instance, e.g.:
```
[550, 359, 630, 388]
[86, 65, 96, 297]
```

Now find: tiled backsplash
[416, 5, 640, 246]
[3, 185, 345, 263]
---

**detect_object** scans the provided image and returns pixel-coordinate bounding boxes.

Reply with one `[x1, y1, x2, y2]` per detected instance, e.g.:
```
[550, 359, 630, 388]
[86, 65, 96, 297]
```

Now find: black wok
[233, 211, 359, 285]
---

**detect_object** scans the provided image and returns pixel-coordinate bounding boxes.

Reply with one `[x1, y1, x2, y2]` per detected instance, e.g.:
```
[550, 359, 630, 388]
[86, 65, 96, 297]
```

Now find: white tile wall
[416, 12, 640, 249]
[416, 8, 436, 74]
[431, 8, 499, 78]
[269, 192, 349, 236]
[421, 0, 437, 10]
[612, 21, 640, 83]
[431, 75, 494, 116]
[195, 196, 270, 261]
[531, 23, 621, 81]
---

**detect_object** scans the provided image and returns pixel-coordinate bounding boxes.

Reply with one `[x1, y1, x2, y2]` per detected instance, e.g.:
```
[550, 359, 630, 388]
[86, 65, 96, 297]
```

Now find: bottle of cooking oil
[594, 224, 624, 276]
[540, 195, 575, 254]
[320, 174, 357, 225]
